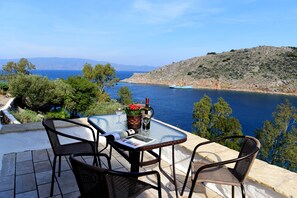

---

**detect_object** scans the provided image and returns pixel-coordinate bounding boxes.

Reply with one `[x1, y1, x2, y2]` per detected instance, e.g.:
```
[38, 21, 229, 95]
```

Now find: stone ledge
[176, 132, 296, 198]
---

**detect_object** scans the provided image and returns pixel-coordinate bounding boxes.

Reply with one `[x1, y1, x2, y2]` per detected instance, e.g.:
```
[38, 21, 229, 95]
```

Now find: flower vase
[127, 115, 142, 131]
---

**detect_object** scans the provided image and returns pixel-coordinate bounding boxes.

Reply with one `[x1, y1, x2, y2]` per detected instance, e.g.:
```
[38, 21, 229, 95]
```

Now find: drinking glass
[142, 117, 150, 131]
[116, 108, 123, 124]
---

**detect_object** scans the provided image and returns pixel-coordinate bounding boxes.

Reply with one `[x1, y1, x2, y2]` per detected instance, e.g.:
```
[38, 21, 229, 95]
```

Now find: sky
[0, 0, 297, 67]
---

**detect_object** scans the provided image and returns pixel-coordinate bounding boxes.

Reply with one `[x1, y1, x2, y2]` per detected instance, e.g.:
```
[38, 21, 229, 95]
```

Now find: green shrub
[8, 75, 52, 111]
[45, 109, 70, 119]
[11, 109, 42, 123]
[84, 100, 122, 116]
[0, 81, 9, 91]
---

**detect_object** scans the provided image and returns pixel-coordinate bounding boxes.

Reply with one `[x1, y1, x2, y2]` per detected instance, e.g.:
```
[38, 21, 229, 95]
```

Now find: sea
[31, 70, 297, 136]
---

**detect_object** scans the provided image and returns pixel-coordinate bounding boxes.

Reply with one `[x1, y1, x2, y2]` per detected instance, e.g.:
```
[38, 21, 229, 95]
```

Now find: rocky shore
[123, 46, 297, 96]
[122, 72, 297, 96]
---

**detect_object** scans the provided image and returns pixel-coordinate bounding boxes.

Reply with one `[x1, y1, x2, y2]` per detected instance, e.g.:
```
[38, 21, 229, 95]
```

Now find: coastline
[121, 79, 297, 97]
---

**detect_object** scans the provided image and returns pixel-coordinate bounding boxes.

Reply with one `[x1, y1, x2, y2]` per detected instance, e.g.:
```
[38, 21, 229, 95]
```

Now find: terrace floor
[0, 143, 221, 198]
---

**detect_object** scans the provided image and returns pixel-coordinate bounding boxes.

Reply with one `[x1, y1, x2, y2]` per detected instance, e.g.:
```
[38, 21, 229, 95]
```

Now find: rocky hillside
[123, 46, 297, 95]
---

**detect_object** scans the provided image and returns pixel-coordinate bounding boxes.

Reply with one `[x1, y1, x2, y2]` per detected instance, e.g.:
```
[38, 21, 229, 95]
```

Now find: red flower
[125, 104, 143, 116]
[128, 104, 141, 111]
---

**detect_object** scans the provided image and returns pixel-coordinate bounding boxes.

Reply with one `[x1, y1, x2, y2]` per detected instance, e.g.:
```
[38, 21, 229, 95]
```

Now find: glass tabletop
[88, 114, 187, 149]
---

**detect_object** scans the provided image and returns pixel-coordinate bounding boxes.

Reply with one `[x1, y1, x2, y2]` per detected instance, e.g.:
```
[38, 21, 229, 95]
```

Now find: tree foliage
[9, 75, 52, 111]
[82, 63, 119, 93]
[256, 99, 297, 172]
[192, 95, 212, 139]
[49, 79, 75, 110]
[8, 74, 76, 113]
[193, 95, 243, 150]
[2, 58, 35, 76]
[65, 76, 99, 114]
[117, 86, 133, 105]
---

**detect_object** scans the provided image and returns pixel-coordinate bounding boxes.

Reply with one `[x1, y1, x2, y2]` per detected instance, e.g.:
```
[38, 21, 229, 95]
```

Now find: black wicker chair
[42, 118, 110, 197]
[180, 135, 260, 198]
[70, 153, 162, 198]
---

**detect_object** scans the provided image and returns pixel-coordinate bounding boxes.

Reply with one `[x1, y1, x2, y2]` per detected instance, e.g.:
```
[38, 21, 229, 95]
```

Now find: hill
[0, 57, 156, 72]
[123, 46, 297, 95]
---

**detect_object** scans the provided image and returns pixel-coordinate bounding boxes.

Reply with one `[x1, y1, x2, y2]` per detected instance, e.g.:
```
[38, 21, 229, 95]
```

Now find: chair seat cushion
[191, 161, 241, 186]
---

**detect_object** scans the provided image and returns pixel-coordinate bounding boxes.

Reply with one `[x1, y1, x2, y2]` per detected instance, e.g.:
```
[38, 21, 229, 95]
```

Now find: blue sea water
[32, 70, 297, 136]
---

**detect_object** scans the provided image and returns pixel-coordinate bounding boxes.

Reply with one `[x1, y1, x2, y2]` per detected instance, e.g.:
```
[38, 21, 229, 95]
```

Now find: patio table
[88, 114, 187, 197]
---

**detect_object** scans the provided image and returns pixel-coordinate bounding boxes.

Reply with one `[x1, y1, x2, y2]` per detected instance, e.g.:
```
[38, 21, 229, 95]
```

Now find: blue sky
[0, 0, 297, 66]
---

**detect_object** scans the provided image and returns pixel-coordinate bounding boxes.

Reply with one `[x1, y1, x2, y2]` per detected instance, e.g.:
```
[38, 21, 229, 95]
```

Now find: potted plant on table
[125, 104, 143, 131]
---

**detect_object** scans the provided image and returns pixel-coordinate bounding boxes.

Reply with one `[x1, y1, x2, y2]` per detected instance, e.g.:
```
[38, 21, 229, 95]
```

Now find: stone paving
[0, 144, 221, 198]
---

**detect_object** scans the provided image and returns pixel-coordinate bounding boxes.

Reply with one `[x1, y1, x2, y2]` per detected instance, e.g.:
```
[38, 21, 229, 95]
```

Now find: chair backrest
[42, 119, 61, 154]
[70, 154, 155, 198]
[234, 136, 260, 182]
[69, 155, 110, 198]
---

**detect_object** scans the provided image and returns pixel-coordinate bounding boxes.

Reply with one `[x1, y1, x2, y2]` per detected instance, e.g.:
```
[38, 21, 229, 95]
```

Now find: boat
[169, 85, 192, 89]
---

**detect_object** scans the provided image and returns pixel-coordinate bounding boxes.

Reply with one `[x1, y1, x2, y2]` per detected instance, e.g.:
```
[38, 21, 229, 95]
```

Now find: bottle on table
[142, 98, 154, 130]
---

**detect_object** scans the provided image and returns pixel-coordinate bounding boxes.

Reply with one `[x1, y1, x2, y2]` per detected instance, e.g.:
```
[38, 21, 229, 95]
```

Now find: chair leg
[188, 181, 196, 198]
[109, 145, 113, 158]
[50, 156, 57, 197]
[106, 155, 111, 169]
[180, 164, 191, 196]
[96, 155, 102, 167]
[140, 151, 144, 167]
[157, 175, 162, 198]
[232, 186, 234, 198]
[241, 183, 246, 198]
[58, 156, 61, 177]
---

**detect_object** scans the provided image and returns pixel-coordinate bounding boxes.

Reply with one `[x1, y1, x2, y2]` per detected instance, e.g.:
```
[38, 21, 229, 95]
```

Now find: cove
[106, 81, 297, 136]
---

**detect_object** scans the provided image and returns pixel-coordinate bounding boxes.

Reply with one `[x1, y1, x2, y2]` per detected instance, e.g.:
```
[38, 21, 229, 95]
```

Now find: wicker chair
[70, 153, 162, 198]
[42, 118, 110, 197]
[180, 135, 260, 198]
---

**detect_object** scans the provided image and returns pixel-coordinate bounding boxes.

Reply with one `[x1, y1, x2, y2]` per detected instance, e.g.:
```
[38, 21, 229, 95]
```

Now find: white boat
[169, 85, 192, 89]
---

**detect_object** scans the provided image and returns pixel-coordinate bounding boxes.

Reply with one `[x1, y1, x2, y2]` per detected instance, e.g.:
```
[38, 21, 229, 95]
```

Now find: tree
[8, 75, 52, 111]
[256, 100, 297, 172]
[82, 63, 119, 94]
[8, 75, 75, 113]
[118, 86, 133, 105]
[193, 95, 243, 150]
[48, 79, 75, 110]
[65, 76, 99, 114]
[192, 95, 212, 139]
[2, 58, 35, 76]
